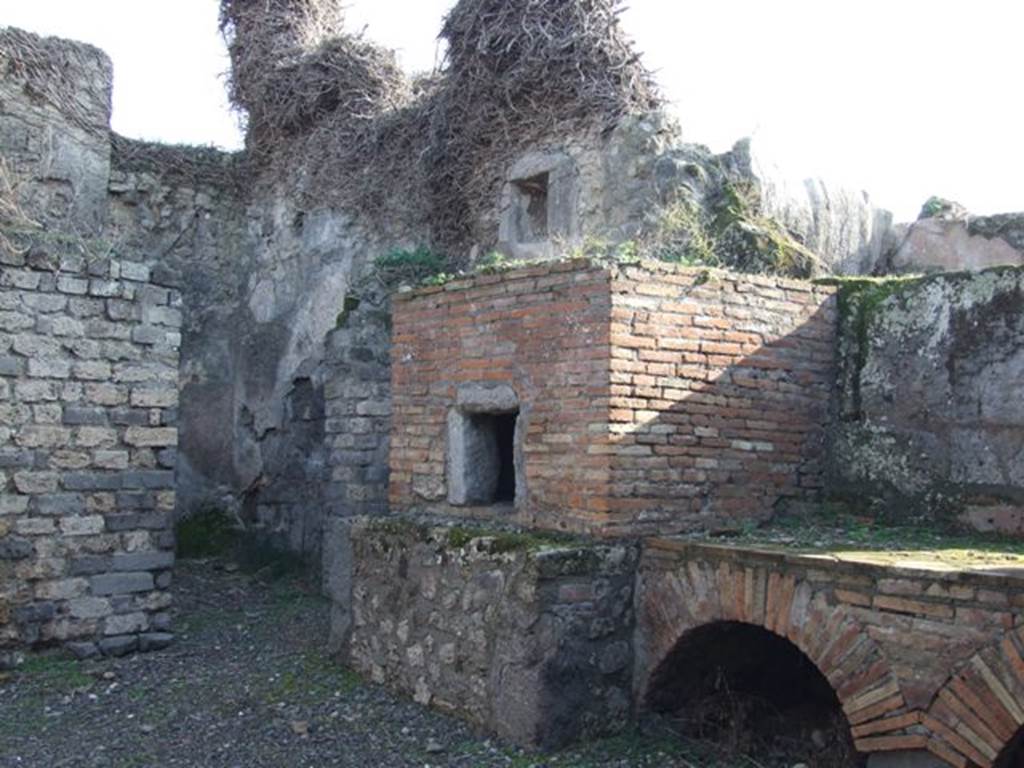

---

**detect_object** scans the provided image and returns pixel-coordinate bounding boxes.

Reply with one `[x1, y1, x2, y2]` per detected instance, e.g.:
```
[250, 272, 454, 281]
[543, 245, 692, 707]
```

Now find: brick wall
[606, 264, 837, 534]
[0, 250, 180, 658]
[389, 261, 613, 532]
[389, 260, 836, 536]
[638, 541, 1024, 766]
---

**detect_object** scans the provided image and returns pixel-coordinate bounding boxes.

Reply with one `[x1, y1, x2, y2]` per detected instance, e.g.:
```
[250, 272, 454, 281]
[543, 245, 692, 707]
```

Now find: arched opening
[996, 726, 1024, 768]
[646, 621, 864, 768]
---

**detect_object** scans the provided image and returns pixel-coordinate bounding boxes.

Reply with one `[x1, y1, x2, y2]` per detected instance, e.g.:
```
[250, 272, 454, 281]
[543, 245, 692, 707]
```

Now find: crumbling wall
[0, 29, 112, 235]
[828, 267, 1024, 533]
[105, 138, 251, 519]
[885, 204, 1024, 275]
[105, 134, 422, 560]
[348, 519, 637, 749]
[1, 30, 180, 658]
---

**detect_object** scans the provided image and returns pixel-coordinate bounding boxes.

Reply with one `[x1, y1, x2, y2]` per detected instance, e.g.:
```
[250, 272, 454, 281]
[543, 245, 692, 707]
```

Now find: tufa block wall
[0, 252, 180, 656]
[388, 260, 836, 536]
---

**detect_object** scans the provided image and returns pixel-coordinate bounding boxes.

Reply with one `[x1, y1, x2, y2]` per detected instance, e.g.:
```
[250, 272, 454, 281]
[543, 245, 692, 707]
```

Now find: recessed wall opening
[512, 172, 550, 242]
[646, 621, 864, 767]
[447, 393, 521, 508]
[470, 411, 517, 504]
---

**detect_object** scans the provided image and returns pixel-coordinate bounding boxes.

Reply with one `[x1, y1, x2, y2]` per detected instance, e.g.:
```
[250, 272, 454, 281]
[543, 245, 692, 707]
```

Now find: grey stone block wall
[323, 293, 392, 522]
[0, 250, 180, 654]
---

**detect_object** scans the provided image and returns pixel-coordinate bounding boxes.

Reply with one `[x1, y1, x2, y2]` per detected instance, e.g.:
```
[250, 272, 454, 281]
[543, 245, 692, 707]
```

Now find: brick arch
[922, 626, 1024, 768]
[637, 557, 908, 753]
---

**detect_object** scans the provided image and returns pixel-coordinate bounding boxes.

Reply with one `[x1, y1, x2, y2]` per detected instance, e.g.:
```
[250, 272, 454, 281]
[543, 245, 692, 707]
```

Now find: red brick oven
[389, 259, 837, 536]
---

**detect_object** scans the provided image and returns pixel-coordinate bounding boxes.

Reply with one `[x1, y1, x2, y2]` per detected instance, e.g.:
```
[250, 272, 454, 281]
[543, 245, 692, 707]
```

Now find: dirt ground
[0, 560, 777, 768]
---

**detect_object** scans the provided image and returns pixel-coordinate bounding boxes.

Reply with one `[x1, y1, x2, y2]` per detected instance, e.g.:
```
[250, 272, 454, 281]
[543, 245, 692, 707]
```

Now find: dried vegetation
[218, 0, 660, 262]
[0, 27, 110, 135]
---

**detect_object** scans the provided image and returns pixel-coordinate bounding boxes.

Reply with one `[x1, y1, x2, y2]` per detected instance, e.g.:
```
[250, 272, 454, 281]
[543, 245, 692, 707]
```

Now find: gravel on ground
[1, 560, 734, 768]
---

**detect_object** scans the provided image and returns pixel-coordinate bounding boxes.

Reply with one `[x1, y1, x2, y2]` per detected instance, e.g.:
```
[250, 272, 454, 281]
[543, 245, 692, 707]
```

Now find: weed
[261, 649, 362, 704]
[335, 295, 361, 328]
[175, 505, 239, 559]
[641, 197, 719, 267]
[16, 653, 93, 693]
[374, 246, 450, 287]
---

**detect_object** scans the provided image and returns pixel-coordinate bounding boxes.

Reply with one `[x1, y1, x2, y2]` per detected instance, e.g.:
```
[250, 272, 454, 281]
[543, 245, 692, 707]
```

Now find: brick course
[637, 540, 1024, 767]
[389, 259, 836, 536]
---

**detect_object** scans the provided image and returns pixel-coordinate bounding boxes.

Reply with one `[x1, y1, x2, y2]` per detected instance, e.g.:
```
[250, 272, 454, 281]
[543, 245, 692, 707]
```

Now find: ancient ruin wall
[348, 520, 637, 749]
[104, 125, 424, 559]
[605, 264, 837, 534]
[1, 26, 424, 564]
[637, 541, 1024, 766]
[389, 261, 613, 532]
[0, 29, 112, 235]
[829, 267, 1024, 533]
[389, 261, 836, 537]
[0, 253, 180, 656]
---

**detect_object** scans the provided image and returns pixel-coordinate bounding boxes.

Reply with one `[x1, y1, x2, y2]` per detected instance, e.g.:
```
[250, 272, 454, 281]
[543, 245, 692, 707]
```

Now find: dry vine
[0, 27, 110, 136]
[110, 134, 248, 195]
[217, 0, 660, 262]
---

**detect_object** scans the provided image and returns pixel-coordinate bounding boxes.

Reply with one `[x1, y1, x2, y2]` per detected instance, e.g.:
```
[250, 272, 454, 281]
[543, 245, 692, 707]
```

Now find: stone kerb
[0, 249, 181, 658]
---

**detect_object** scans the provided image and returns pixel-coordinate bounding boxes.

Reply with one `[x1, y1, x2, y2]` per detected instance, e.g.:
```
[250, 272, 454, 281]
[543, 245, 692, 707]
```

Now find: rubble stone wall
[348, 519, 638, 749]
[0, 30, 113, 235]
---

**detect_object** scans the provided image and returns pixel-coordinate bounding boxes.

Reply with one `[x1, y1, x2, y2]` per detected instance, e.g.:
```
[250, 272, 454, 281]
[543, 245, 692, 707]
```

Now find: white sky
[2, 0, 1022, 221]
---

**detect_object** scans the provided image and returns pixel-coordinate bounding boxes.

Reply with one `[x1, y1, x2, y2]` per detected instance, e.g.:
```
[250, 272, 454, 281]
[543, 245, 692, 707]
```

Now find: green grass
[15, 653, 94, 693]
[175, 506, 239, 559]
[260, 650, 362, 704]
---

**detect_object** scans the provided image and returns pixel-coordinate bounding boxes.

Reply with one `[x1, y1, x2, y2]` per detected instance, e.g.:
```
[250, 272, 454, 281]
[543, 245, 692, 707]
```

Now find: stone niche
[446, 383, 523, 507]
[389, 258, 838, 537]
[497, 152, 579, 261]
